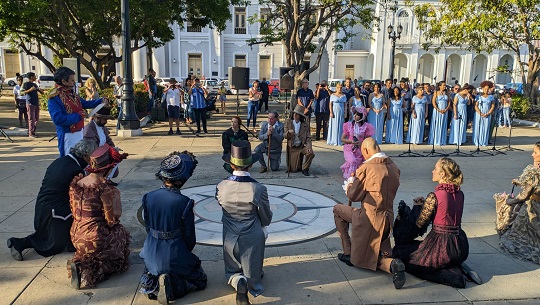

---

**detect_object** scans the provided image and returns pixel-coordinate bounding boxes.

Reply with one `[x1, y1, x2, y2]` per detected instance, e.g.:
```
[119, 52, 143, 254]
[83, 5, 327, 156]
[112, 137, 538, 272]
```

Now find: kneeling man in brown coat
[333, 137, 406, 289]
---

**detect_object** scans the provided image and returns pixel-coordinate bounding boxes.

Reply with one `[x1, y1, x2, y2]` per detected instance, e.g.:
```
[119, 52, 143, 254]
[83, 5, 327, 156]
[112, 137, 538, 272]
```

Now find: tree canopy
[247, 0, 375, 89]
[0, 0, 234, 88]
[410, 0, 540, 102]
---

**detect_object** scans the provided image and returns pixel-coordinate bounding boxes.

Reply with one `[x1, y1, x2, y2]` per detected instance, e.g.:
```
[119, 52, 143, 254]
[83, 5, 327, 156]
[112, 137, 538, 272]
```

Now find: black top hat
[156, 151, 198, 181]
[222, 141, 261, 167]
[94, 106, 113, 119]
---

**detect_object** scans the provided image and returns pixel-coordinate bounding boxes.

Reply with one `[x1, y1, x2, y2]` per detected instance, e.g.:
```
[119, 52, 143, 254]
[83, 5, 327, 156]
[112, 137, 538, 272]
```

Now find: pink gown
[340, 121, 375, 178]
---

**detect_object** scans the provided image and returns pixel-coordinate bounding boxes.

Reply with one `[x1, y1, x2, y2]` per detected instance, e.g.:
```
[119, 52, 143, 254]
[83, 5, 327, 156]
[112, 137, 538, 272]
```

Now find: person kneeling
[217, 141, 273, 305]
[139, 151, 207, 304]
[285, 105, 315, 176]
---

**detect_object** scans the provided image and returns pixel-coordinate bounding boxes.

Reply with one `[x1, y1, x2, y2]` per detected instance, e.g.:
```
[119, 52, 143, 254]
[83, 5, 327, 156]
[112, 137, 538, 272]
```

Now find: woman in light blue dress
[386, 87, 404, 144]
[448, 86, 472, 145]
[366, 83, 386, 144]
[348, 87, 366, 120]
[327, 83, 347, 146]
[428, 81, 451, 146]
[407, 86, 428, 144]
[473, 81, 496, 147]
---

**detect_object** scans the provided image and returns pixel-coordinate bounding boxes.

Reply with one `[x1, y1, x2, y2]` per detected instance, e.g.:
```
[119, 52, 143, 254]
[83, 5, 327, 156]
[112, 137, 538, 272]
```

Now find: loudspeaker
[228, 67, 250, 90]
[280, 67, 294, 90]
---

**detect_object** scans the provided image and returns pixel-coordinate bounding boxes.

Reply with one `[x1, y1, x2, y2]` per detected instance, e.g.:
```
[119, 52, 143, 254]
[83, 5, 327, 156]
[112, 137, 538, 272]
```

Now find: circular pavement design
[183, 184, 338, 247]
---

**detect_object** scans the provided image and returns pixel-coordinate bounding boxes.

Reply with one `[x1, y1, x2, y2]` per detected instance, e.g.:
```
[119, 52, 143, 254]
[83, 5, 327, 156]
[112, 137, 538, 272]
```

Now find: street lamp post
[119, 0, 142, 136]
[387, 24, 403, 81]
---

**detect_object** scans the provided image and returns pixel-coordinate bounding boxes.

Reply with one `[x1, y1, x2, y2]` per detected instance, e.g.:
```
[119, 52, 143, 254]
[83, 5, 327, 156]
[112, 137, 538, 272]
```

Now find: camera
[195, 83, 201, 87]
[352, 136, 360, 151]
[320, 84, 326, 88]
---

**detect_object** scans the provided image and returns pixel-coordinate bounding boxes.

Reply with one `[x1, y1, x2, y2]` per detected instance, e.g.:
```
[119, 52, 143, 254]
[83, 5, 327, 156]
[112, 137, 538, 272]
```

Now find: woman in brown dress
[68, 144, 130, 289]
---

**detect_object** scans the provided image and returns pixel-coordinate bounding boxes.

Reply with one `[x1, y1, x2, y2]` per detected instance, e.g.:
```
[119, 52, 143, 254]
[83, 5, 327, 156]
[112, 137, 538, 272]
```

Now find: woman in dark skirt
[393, 157, 469, 288]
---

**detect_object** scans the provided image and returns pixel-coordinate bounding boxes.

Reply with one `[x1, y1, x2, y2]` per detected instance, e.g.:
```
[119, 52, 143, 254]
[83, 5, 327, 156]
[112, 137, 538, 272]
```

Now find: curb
[513, 119, 540, 128]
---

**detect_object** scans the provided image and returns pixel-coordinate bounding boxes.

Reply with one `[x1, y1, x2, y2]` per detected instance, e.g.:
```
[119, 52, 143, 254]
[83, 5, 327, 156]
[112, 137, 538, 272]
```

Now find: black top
[23, 82, 40, 106]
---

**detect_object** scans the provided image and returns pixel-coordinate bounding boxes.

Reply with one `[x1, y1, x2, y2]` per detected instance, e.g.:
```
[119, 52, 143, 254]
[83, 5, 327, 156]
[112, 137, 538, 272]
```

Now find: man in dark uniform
[259, 78, 270, 113]
[6, 139, 97, 260]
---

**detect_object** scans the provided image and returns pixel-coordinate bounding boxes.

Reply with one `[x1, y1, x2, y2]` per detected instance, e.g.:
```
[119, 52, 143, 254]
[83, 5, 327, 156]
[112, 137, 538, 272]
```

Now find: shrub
[39, 84, 149, 119]
[511, 94, 530, 119]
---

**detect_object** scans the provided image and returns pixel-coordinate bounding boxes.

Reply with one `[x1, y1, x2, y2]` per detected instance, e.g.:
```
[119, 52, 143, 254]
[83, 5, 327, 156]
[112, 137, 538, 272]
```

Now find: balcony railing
[234, 27, 247, 34]
[187, 25, 202, 32]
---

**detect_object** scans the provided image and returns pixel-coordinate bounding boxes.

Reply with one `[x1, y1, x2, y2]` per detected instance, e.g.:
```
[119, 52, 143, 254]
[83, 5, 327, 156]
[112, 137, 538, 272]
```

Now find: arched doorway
[445, 54, 462, 85]
[496, 54, 514, 84]
[418, 53, 435, 84]
[471, 54, 488, 86]
[394, 53, 408, 81]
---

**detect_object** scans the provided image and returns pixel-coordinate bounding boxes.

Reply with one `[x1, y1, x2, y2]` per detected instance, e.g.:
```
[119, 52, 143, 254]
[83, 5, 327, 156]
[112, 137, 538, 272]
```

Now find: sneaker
[259, 166, 268, 173]
[167, 129, 173, 135]
[391, 258, 406, 289]
[157, 274, 172, 305]
[70, 262, 81, 290]
[176, 129, 181, 135]
[236, 277, 249, 305]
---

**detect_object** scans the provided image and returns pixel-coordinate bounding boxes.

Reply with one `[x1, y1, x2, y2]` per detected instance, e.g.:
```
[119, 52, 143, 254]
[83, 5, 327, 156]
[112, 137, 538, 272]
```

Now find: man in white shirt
[163, 78, 183, 135]
[113, 76, 124, 130]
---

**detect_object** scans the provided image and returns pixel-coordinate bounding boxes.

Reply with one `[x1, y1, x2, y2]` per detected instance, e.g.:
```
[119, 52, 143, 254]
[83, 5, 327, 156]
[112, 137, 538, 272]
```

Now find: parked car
[156, 76, 182, 87]
[328, 79, 345, 92]
[201, 79, 220, 93]
[504, 82, 523, 94]
[37, 74, 55, 88]
[5, 72, 31, 86]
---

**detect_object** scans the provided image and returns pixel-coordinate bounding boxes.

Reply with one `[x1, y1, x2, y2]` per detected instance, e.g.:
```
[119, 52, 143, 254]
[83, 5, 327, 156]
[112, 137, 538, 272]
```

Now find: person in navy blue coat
[139, 151, 207, 305]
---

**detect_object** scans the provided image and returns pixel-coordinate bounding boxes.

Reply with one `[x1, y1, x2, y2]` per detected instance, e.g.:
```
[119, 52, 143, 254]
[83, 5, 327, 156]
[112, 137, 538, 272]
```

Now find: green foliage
[0, 0, 235, 89]
[39, 84, 149, 119]
[409, 0, 540, 100]
[248, 0, 376, 89]
[511, 95, 531, 119]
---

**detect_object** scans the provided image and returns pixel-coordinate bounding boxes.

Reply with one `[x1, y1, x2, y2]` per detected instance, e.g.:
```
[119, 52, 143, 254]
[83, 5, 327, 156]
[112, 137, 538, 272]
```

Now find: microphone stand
[500, 107, 523, 152]
[423, 110, 448, 157]
[397, 104, 425, 157]
[470, 99, 494, 156]
[0, 127, 14, 143]
[488, 122, 506, 155]
[448, 114, 472, 157]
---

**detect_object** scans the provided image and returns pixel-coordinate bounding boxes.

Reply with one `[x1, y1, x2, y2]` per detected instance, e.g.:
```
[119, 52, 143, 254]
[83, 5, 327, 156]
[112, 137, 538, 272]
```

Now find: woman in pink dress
[340, 106, 375, 178]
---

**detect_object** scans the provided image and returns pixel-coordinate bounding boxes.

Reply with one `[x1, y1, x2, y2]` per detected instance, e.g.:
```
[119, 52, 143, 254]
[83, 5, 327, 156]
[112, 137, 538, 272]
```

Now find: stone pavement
[1, 97, 540, 305]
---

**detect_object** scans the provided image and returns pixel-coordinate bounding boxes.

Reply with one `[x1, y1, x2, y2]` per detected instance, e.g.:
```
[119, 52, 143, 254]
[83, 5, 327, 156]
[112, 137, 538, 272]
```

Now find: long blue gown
[428, 94, 449, 145]
[472, 95, 493, 147]
[407, 96, 427, 144]
[386, 97, 404, 144]
[327, 94, 347, 145]
[367, 94, 385, 144]
[448, 94, 468, 145]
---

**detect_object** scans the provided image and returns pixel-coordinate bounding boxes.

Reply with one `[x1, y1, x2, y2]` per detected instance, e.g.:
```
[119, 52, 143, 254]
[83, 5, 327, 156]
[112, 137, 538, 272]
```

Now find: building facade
[0, 1, 523, 87]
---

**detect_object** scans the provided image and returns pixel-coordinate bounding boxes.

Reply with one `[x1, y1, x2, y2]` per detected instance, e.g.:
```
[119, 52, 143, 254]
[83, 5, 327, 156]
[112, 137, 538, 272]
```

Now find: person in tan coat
[333, 138, 406, 289]
[284, 105, 315, 176]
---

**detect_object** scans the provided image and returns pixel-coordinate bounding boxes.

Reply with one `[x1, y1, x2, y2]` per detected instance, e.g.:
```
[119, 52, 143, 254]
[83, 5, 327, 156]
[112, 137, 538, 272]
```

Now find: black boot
[7, 237, 28, 261]
[391, 258, 406, 289]
[236, 277, 249, 305]
[70, 262, 81, 290]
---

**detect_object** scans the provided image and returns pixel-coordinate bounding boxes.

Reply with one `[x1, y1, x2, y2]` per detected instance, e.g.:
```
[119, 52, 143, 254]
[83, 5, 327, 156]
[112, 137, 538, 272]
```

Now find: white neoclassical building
[0, 1, 523, 87]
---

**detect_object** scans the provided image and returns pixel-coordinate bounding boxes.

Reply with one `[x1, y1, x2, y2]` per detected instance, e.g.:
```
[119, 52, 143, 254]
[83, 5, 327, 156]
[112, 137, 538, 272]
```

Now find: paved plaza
[1, 97, 540, 305]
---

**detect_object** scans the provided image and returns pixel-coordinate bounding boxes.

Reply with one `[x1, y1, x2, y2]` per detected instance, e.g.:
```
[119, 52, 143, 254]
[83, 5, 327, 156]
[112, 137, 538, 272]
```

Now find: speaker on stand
[280, 67, 294, 118]
[228, 67, 250, 116]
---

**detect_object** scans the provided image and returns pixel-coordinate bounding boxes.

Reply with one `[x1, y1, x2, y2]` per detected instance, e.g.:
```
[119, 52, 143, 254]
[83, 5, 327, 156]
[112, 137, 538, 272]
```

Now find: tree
[247, 0, 375, 90]
[0, 0, 233, 89]
[410, 0, 540, 103]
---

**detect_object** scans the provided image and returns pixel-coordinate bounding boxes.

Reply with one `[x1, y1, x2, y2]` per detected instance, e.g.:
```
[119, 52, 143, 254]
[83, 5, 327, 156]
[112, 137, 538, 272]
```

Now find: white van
[37, 74, 55, 88]
[328, 79, 345, 92]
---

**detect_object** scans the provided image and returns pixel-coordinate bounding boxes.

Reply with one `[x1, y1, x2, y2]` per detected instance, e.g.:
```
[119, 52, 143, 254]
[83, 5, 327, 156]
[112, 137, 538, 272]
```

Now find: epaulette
[48, 88, 59, 98]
